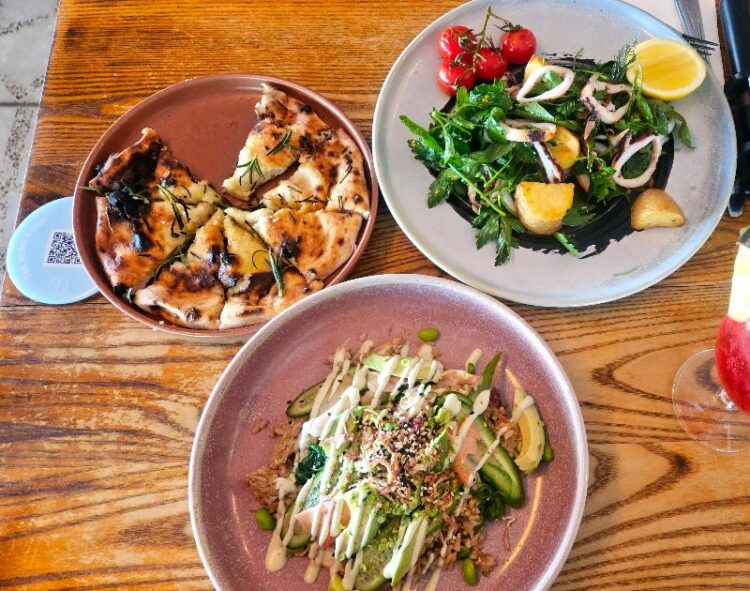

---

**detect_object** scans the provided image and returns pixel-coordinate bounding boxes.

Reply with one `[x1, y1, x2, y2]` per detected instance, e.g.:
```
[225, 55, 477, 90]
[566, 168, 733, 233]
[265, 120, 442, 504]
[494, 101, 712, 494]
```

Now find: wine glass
[673, 227, 750, 453]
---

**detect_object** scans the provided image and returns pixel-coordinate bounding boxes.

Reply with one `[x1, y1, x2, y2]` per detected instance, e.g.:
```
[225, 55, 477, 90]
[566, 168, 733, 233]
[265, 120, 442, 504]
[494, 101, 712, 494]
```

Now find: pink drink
[716, 316, 750, 413]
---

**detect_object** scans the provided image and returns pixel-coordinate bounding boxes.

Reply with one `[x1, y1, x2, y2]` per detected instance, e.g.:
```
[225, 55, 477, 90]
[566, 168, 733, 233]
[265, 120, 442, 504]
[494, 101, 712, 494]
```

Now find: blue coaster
[7, 196, 98, 304]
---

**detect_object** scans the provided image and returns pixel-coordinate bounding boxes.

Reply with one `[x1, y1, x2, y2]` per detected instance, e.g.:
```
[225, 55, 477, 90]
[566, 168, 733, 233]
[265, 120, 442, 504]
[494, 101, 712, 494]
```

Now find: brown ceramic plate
[73, 74, 378, 339]
[189, 275, 588, 590]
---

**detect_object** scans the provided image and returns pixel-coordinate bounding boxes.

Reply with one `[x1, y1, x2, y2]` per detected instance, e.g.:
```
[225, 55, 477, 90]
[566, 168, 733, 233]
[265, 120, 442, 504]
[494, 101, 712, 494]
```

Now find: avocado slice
[476, 417, 525, 507]
[512, 386, 546, 473]
[353, 518, 400, 591]
[383, 516, 427, 585]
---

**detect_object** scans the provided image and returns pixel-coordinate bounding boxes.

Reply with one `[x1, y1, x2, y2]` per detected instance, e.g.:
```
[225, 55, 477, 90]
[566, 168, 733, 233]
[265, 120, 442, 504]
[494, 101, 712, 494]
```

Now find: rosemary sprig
[267, 129, 296, 156]
[267, 248, 285, 296]
[339, 164, 353, 184]
[237, 156, 264, 185]
[156, 183, 188, 232]
[152, 234, 196, 279]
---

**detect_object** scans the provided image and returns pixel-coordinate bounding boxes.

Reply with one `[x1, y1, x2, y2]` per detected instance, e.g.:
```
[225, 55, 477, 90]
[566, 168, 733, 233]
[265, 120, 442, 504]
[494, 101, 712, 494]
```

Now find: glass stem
[718, 389, 737, 411]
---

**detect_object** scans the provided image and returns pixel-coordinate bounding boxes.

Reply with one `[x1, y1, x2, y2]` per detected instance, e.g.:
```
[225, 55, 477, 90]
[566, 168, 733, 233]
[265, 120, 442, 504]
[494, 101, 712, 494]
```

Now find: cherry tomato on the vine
[500, 28, 537, 64]
[474, 47, 508, 82]
[438, 25, 477, 62]
[437, 60, 477, 95]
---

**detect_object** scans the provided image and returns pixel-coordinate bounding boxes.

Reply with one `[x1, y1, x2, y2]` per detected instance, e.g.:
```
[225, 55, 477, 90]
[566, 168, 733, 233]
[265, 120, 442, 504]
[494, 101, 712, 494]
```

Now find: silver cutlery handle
[675, 0, 706, 39]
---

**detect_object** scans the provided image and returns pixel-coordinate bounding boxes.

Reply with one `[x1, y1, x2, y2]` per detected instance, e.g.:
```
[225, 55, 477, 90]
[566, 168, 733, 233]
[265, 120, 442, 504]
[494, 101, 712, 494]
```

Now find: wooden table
[2, 1, 749, 589]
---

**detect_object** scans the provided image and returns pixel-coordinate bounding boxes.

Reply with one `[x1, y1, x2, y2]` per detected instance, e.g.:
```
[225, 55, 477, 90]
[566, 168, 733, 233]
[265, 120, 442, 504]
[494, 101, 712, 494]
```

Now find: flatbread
[95, 196, 215, 292]
[218, 214, 271, 290]
[259, 128, 369, 218]
[90, 128, 220, 291]
[219, 269, 323, 329]
[324, 128, 370, 218]
[222, 84, 330, 203]
[247, 208, 363, 283]
[133, 210, 226, 329]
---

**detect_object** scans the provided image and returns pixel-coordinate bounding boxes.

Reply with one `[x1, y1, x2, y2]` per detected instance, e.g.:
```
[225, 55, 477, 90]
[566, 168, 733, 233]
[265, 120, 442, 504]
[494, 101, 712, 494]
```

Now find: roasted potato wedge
[546, 126, 580, 170]
[630, 188, 685, 230]
[515, 181, 575, 235]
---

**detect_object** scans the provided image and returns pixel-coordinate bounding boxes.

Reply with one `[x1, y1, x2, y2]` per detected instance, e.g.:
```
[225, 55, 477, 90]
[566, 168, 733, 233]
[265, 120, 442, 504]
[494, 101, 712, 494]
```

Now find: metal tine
[682, 33, 719, 47]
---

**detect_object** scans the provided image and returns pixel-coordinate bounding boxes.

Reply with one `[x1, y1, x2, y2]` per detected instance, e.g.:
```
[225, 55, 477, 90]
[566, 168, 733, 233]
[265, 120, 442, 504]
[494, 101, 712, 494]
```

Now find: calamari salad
[248, 336, 552, 590]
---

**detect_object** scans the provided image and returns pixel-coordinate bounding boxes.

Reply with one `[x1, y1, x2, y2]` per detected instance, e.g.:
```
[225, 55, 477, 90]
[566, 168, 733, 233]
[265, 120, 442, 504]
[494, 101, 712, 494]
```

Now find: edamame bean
[419, 327, 440, 342]
[255, 507, 276, 531]
[462, 558, 479, 585]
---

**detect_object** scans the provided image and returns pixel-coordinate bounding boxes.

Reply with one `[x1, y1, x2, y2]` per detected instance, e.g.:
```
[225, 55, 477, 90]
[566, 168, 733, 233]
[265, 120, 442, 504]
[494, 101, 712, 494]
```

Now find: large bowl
[189, 274, 588, 590]
[73, 74, 378, 339]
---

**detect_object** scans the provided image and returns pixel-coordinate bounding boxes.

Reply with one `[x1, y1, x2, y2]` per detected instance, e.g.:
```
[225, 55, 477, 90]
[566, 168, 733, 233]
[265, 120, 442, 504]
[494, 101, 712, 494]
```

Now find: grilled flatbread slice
[133, 210, 226, 329]
[218, 214, 272, 290]
[95, 196, 215, 292]
[222, 84, 330, 203]
[89, 128, 220, 291]
[219, 269, 323, 329]
[259, 128, 369, 218]
[232, 207, 362, 283]
[324, 128, 370, 218]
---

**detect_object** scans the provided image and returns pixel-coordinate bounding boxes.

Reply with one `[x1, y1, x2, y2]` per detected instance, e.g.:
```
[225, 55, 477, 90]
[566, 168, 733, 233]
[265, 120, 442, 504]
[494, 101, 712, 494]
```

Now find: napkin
[624, 0, 724, 81]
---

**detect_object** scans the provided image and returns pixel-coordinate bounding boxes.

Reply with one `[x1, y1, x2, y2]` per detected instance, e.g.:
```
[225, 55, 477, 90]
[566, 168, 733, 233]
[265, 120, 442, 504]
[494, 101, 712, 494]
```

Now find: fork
[682, 32, 718, 61]
[675, 0, 718, 60]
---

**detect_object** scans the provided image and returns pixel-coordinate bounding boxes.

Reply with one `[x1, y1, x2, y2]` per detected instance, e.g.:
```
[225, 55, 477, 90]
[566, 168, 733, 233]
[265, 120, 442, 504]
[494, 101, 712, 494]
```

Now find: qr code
[45, 231, 82, 266]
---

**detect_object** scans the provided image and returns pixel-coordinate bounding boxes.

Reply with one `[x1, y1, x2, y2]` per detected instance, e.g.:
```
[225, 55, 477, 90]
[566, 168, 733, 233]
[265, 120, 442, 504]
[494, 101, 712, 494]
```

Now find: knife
[720, 0, 750, 217]
[676, 0, 706, 39]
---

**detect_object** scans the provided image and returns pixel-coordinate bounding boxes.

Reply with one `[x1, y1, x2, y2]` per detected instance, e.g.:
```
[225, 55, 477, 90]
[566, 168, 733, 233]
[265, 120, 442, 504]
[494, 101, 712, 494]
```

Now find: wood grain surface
[2, 0, 750, 589]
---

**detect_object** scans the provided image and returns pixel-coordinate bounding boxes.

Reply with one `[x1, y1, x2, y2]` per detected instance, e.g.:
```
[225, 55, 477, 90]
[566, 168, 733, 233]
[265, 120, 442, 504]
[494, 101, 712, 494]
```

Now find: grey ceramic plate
[373, 0, 735, 307]
[189, 275, 588, 591]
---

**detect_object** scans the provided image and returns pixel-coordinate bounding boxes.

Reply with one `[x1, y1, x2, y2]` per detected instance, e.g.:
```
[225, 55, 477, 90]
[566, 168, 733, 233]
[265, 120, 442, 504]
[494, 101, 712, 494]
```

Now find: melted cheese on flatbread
[222, 84, 330, 202]
[133, 210, 225, 329]
[250, 208, 362, 283]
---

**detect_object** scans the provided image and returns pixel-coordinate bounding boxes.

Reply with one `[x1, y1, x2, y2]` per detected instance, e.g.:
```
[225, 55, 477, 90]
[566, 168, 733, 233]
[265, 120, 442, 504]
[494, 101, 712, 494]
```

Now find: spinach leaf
[475, 213, 500, 249]
[428, 168, 459, 208]
[510, 102, 556, 123]
[294, 444, 326, 485]
[474, 479, 506, 523]
[494, 217, 514, 265]
[467, 142, 512, 164]
[468, 79, 512, 112]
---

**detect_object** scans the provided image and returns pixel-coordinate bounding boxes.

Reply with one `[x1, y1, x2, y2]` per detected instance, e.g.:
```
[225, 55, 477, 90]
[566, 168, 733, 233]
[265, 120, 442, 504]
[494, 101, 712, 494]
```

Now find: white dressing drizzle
[465, 348, 483, 371]
[369, 355, 401, 408]
[303, 558, 321, 584]
[511, 395, 536, 423]
[453, 389, 491, 455]
[424, 566, 443, 591]
[382, 516, 425, 580]
[309, 347, 348, 420]
[455, 426, 508, 516]
[442, 393, 462, 417]
[358, 339, 374, 358]
[282, 477, 315, 546]
[386, 357, 417, 403]
[418, 344, 433, 361]
[341, 548, 364, 590]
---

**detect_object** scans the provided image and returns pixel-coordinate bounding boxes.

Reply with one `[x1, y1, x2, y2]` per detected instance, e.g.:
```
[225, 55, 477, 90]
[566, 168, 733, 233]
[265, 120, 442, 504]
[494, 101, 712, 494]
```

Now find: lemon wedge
[627, 38, 706, 101]
[728, 229, 750, 323]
